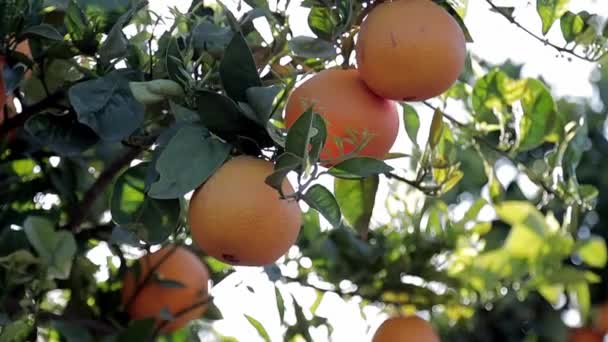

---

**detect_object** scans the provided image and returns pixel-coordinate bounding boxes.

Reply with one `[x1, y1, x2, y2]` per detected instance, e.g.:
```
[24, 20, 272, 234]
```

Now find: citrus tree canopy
[0, 0, 608, 341]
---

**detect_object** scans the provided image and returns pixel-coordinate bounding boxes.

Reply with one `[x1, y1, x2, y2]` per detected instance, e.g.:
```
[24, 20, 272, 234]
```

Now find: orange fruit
[355, 0, 466, 101]
[188, 155, 302, 266]
[372, 316, 440, 342]
[568, 327, 604, 342]
[121, 244, 210, 334]
[284, 68, 399, 165]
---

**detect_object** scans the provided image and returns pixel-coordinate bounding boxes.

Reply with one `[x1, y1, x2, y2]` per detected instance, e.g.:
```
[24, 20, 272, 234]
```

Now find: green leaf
[429, 108, 444, 149]
[288, 36, 337, 60]
[495, 201, 549, 234]
[244, 315, 271, 342]
[111, 163, 180, 244]
[68, 70, 144, 141]
[23, 216, 77, 279]
[265, 152, 303, 193]
[22, 24, 64, 40]
[560, 11, 586, 43]
[401, 103, 420, 146]
[577, 236, 607, 268]
[245, 85, 283, 126]
[334, 176, 379, 237]
[471, 69, 525, 124]
[24, 113, 99, 156]
[116, 318, 155, 342]
[98, 1, 145, 65]
[149, 125, 231, 199]
[51, 321, 94, 342]
[195, 90, 265, 139]
[275, 286, 285, 323]
[285, 109, 327, 164]
[537, 0, 570, 35]
[160, 34, 186, 85]
[328, 157, 393, 179]
[503, 224, 544, 259]
[0, 319, 32, 342]
[517, 79, 556, 151]
[220, 32, 262, 102]
[308, 7, 340, 41]
[538, 283, 564, 305]
[569, 282, 591, 321]
[204, 300, 224, 321]
[192, 21, 232, 54]
[303, 184, 342, 227]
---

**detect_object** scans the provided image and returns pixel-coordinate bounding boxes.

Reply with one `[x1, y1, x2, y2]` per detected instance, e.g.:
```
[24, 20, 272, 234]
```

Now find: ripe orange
[568, 327, 604, 342]
[372, 315, 440, 342]
[284, 68, 399, 165]
[355, 0, 466, 101]
[121, 244, 210, 334]
[188, 155, 302, 266]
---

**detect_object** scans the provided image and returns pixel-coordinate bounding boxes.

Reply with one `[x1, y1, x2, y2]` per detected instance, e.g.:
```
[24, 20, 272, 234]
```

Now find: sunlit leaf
[537, 0, 571, 35]
[303, 184, 342, 227]
[577, 236, 607, 268]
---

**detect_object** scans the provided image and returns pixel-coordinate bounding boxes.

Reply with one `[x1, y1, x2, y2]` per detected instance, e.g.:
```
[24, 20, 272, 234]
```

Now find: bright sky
[85, 0, 608, 341]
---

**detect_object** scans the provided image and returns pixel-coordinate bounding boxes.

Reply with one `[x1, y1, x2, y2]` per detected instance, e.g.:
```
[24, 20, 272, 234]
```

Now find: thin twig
[485, 0, 606, 63]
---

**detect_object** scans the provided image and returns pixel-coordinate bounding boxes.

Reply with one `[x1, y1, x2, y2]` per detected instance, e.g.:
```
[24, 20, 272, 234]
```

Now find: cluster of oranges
[121, 0, 466, 337]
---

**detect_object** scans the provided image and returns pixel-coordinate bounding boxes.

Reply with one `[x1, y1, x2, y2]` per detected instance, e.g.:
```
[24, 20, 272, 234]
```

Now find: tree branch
[485, 0, 606, 63]
[0, 90, 66, 137]
[67, 146, 144, 232]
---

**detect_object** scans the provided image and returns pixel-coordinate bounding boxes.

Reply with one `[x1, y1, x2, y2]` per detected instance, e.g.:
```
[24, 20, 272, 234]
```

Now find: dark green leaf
[560, 11, 586, 43]
[402, 103, 420, 146]
[195, 90, 262, 137]
[25, 113, 99, 156]
[110, 226, 144, 247]
[285, 108, 315, 160]
[244, 315, 271, 342]
[22, 24, 64, 40]
[149, 125, 231, 199]
[303, 184, 342, 227]
[0, 319, 32, 342]
[23, 216, 77, 279]
[68, 70, 144, 141]
[192, 22, 232, 54]
[334, 176, 379, 237]
[116, 318, 155, 342]
[265, 152, 303, 194]
[275, 286, 285, 323]
[288, 36, 337, 59]
[246, 85, 283, 126]
[204, 300, 224, 321]
[329, 157, 393, 179]
[98, 1, 146, 64]
[111, 163, 180, 244]
[51, 321, 94, 342]
[220, 32, 262, 102]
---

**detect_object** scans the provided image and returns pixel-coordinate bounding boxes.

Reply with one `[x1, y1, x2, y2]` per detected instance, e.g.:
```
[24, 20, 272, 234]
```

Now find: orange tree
[0, 0, 608, 341]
